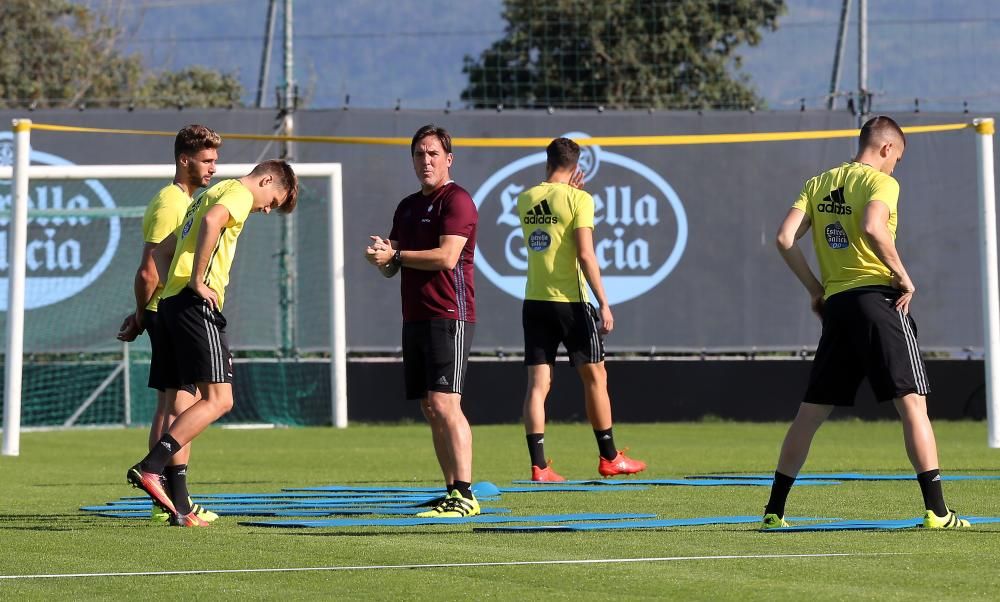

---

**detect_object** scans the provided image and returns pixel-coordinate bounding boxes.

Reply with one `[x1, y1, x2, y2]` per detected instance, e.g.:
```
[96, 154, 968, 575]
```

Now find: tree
[462, 0, 785, 110]
[0, 0, 243, 109]
[140, 67, 244, 110]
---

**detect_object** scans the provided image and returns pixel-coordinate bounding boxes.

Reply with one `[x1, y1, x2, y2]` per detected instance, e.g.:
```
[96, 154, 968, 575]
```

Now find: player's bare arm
[375, 235, 468, 272]
[118, 242, 163, 341]
[574, 226, 614, 334]
[862, 199, 915, 314]
[120, 233, 176, 339]
[187, 205, 230, 311]
[151, 233, 177, 284]
[134, 242, 160, 315]
[776, 207, 825, 318]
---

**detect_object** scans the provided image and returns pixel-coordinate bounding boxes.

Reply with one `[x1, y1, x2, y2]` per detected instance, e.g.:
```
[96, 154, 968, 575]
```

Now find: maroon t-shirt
[389, 182, 477, 323]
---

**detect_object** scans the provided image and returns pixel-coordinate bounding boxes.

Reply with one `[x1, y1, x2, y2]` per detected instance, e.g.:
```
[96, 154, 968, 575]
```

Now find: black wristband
[392, 249, 402, 266]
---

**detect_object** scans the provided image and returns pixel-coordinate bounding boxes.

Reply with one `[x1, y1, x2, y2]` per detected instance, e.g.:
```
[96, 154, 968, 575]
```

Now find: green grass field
[2, 421, 999, 600]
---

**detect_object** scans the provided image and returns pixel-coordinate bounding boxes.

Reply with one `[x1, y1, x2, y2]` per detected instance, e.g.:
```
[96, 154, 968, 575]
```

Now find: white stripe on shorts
[452, 320, 465, 392]
[201, 305, 223, 382]
[897, 310, 929, 394]
[587, 306, 600, 362]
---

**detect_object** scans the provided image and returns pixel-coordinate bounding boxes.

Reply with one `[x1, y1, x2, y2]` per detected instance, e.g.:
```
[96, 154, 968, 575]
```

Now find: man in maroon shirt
[366, 124, 480, 517]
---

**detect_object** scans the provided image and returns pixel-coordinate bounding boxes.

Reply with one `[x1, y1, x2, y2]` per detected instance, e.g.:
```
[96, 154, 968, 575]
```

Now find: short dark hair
[174, 124, 221, 160]
[859, 115, 906, 149]
[410, 124, 452, 156]
[250, 159, 298, 214]
[546, 137, 580, 171]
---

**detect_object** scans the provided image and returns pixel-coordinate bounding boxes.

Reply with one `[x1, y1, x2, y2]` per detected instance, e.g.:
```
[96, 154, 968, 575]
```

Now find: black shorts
[523, 300, 604, 366]
[805, 286, 931, 405]
[402, 319, 474, 400]
[144, 310, 196, 395]
[154, 288, 234, 390]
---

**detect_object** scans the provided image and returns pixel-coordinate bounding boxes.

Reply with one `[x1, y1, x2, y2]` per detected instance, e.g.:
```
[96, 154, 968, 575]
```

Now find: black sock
[445, 483, 455, 496]
[764, 471, 796, 517]
[453, 480, 473, 500]
[165, 464, 192, 515]
[917, 469, 948, 517]
[138, 434, 181, 475]
[526, 433, 547, 468]
[594, 428, 617, 460]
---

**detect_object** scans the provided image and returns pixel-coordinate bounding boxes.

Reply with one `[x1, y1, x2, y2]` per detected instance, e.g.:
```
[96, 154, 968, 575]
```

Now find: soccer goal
[0, 119, 347, 456]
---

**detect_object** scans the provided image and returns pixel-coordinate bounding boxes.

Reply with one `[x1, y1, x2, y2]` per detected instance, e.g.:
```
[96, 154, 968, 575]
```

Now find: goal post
[3, 120, 29, 456]
[974, 118, 999, 447]
[1, 119, 347, 456]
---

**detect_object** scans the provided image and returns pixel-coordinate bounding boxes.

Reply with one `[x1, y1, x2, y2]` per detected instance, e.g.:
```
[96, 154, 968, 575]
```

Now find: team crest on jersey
[472, 132, 688, 304]
[825, 222, 849, 249]
[528, 229, 551, 252]
[182, 218, 194, 238]
[0, 132, 120, 309]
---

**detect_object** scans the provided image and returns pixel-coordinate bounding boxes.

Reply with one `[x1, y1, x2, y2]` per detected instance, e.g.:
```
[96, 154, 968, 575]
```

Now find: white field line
[0, 552, 907, 581]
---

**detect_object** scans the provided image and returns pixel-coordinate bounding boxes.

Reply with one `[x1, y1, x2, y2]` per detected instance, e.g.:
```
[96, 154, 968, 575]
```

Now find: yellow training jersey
[142, 184, 192, 312]
[517, 181, 594, 302]
[159, 179, 254, 311]
[792, 162, 900, 298]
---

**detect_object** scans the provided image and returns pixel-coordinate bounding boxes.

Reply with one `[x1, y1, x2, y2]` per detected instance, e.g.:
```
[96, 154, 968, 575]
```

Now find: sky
[84, 0, 1000, 114]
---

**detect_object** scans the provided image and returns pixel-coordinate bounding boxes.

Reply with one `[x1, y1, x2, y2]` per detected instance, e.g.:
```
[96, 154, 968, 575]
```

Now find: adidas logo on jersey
[523, 199, 558, 224]
[817, 186, 852, 215]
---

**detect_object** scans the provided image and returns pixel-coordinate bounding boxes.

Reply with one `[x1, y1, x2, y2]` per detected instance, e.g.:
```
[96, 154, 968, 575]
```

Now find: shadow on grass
[0, 513, 112, 531]
[182, 480, 277, 486]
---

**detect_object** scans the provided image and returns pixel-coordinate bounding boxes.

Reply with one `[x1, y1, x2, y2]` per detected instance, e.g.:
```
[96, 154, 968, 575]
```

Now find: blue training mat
[119, 492, 446, 500]
[283, 486, 455, 493]
[91, 498, 420, 507]
[765, 516, 1000, 532]
[473, 515, 838, 532]
[282, 481, 502, 497]
[90, 506, 512, 519]
[511, 479, 840, 487]
[87, 482, 508, 521]
[686, 473, 1000, 481]
[84, 497, 454, 510]
[94, 496, 499, 508]
[239, 512, 656, 528]
[82, 499, 501, 512]
[116, 495, 443, 504]
[498, 485, 647, 492]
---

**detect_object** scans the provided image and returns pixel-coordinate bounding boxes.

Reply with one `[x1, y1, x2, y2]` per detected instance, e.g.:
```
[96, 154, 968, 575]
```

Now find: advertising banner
[1, 109, 991, 352]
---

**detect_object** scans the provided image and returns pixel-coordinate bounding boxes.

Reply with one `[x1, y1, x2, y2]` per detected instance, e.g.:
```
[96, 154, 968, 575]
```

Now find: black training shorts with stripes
[145, 310, 197, 395]
[522, 299, 605, 366]
[805, 285, 930, 405]
[155, 287, 234, 390]
[402, 319, 474, 400]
